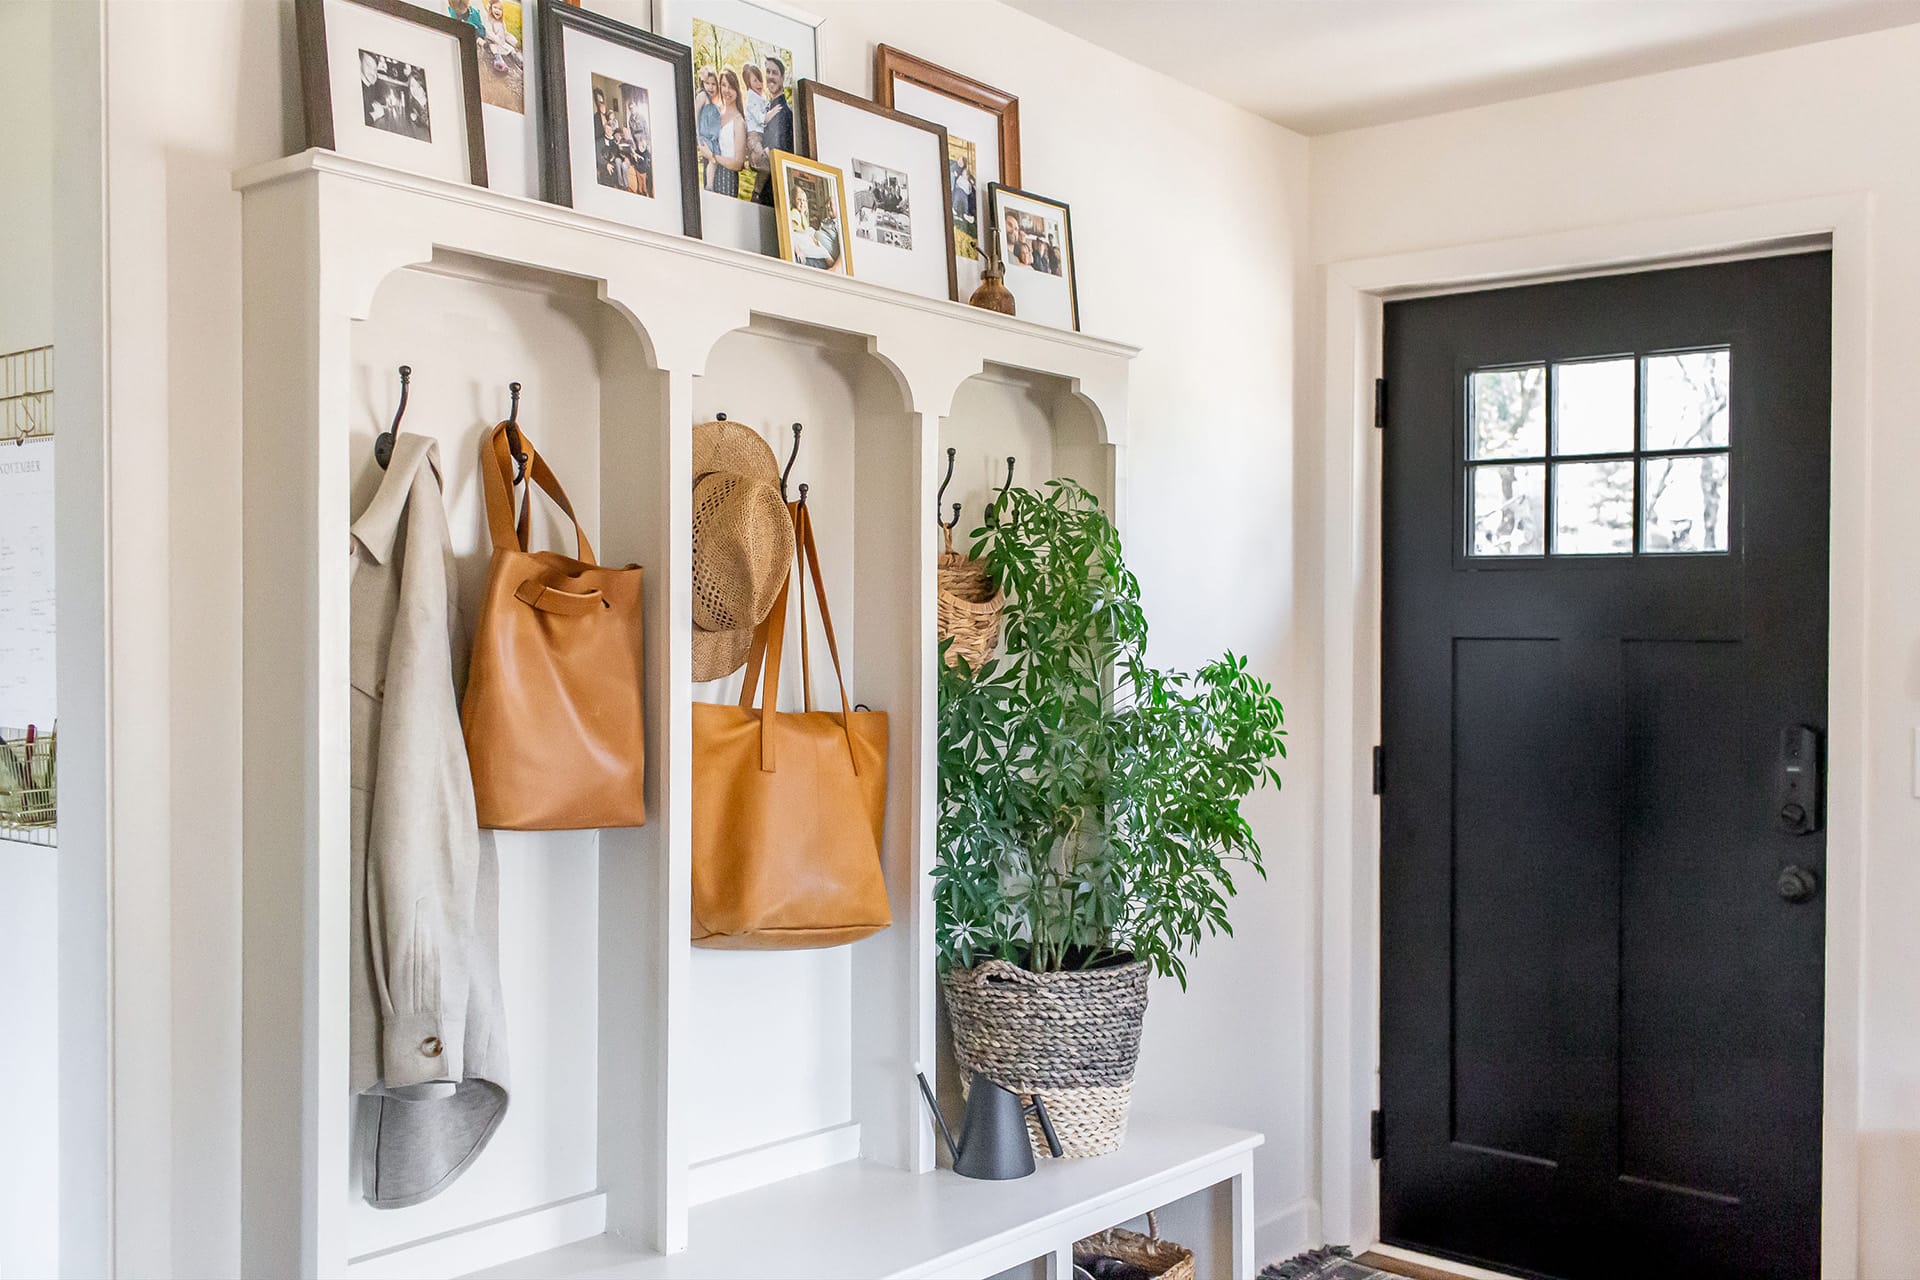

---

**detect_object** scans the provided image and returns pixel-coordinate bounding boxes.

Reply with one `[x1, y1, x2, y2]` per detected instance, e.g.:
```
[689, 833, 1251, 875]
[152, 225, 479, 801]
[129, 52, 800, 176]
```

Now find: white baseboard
[1256, 1196, 1320, 1270]
[687, 1121, 863, 1205]
[344, 1190, 607, 1279]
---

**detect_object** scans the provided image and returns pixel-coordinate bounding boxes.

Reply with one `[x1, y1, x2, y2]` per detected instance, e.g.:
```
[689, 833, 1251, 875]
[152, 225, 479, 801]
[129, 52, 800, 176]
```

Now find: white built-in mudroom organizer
[237, 149, 1260, 1280]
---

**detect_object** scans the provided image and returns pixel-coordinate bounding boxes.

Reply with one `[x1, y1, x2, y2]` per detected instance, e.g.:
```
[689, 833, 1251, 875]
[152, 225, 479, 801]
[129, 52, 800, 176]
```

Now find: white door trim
[1316, 193, 1872, 1279]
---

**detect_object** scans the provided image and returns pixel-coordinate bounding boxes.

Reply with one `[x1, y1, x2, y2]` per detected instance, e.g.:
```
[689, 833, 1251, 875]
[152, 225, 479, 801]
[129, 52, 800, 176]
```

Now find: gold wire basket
[1, 726, 57, 846]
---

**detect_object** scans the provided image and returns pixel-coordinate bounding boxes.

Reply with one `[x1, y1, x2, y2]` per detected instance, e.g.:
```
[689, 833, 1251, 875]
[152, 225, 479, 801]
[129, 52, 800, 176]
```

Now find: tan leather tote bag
[691, 500, 890, 948]
[463, 424, 646, 830]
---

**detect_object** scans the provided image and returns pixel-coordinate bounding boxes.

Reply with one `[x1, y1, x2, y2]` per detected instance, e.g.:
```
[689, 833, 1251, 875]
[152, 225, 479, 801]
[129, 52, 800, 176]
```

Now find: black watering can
[916, 1069, 1063, 1179]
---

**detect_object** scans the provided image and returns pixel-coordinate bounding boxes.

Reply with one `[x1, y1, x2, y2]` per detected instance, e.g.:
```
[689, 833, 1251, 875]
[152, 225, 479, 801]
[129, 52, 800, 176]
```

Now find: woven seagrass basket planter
[1073, 1212, 1195, 1280]
[936, 526, 1004, 670]
[941, 957, 1151, 1159]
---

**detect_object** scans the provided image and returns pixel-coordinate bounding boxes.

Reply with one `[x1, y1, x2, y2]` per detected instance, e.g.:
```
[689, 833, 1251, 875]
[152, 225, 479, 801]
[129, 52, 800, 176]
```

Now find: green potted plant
[935, 479, 1287, 1157]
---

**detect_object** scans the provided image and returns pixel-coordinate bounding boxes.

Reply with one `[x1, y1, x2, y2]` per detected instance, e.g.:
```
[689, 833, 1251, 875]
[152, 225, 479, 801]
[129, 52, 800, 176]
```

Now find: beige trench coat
[350, 433, 508, 1209]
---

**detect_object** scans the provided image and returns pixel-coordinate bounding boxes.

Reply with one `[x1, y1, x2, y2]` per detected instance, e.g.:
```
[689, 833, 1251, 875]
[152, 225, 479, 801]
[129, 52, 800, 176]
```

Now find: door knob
[1777, 865, 1820, 904]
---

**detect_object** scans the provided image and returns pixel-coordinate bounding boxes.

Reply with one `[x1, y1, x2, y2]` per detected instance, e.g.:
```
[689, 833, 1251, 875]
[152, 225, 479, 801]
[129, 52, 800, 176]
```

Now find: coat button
[421, 1036, 443, 1057]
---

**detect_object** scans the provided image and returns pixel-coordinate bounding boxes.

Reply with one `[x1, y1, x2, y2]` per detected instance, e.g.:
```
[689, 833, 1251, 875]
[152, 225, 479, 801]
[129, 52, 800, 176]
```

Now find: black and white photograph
[850, 157, 911, 250]
[539, 1, 699, 235]
[590, 74, 653, 197]
[359, 50, 433, 141]
[297, 0, 488, 185]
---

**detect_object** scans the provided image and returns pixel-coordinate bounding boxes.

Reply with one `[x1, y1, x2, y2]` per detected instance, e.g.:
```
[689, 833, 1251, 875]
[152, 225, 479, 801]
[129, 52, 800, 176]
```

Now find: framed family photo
[874, 45, 1019, 300]
[539, 1, 700, 236]
[441, 0, 541, 197]
[296, 0, 489, 186]
[990, 183, 1078, 331]
[654, 0, 823, 253]
[771, 152, 850, 276]
[799, 81, 957, 302]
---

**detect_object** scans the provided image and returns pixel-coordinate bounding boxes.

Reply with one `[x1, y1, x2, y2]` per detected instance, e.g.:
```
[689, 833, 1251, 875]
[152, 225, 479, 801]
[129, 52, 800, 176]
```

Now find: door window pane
[1553, 460, 1634, 555]
[1643, 454, 1730, 553]
[1643, 350, 1730, 450]
[1470, 366, 1546, 460]
[1470, 464, 1545, 556]
[1553, 358, 1634, 456]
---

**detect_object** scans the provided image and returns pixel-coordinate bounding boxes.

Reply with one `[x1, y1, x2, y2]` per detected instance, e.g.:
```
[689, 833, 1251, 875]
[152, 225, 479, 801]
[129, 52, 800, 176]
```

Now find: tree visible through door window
[1466, 348, 1730, 557]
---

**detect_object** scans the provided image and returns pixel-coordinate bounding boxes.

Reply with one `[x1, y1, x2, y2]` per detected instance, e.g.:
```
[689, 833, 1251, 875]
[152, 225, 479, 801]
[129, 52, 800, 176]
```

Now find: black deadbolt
[1777, 865, 1820, 904]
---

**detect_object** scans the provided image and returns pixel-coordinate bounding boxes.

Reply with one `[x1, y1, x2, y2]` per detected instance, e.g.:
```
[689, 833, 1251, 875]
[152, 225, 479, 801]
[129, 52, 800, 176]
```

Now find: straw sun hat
[692, 419, 796, 683]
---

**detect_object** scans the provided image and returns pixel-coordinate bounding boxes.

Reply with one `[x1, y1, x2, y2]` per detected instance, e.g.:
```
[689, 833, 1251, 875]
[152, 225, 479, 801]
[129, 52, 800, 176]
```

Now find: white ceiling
[1005, 0, 1920, 134]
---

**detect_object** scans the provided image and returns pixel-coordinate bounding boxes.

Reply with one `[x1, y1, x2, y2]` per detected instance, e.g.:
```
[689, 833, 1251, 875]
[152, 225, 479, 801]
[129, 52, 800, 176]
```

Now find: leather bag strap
[481, 423, 597, 564]
[795, 502, 858, 767]
[736, 500, 858, 773]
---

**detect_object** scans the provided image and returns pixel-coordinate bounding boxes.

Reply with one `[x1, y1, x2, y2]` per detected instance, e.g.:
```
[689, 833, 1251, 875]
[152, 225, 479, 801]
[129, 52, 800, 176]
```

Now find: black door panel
[1380, 255, 1830, 1280]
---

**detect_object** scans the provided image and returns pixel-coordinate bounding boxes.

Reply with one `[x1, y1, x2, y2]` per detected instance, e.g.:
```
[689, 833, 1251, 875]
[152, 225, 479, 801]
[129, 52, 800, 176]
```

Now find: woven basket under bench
[941, 957, 1151, 1158]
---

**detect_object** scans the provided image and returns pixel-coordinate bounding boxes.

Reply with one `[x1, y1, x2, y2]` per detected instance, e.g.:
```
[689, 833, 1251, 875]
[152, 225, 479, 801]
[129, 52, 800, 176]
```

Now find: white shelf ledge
[465, 1120, 1261, 1280]
[232, 149, 1139, 366]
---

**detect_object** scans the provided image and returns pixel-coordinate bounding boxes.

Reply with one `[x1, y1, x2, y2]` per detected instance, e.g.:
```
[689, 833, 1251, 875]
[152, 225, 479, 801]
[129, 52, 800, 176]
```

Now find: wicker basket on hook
[936, 523, 1004, 671]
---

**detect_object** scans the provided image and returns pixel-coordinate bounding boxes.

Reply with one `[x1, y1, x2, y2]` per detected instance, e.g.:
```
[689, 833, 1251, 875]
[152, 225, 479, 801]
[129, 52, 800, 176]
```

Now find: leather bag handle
[514, 579, 606, 615]
[482, 423, 597, 564]
[737, 500, 858, 774]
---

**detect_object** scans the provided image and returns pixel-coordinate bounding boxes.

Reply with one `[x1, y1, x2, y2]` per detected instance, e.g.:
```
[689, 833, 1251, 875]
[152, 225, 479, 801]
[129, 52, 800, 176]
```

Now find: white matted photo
[874, 46, 1020, 300]
[990, 183, 1078, 331]
[654, 0, 822, 255]
[538, 1, 700, 236]
[298, 0, 489, 186]
[799, 81, 957, 302]
[415, 0, 541, 196]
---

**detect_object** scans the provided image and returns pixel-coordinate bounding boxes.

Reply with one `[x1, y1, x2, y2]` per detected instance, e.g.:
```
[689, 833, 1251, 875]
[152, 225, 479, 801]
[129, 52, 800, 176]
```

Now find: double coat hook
[937, 448, 961, 531]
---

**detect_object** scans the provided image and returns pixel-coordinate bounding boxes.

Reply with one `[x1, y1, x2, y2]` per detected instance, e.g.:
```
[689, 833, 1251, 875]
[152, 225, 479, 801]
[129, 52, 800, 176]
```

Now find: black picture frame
[988, 182, 1080, 331]
[797, 80, 960, 302]
[295, 0, 490, 187]
[539, 1, 702, 239]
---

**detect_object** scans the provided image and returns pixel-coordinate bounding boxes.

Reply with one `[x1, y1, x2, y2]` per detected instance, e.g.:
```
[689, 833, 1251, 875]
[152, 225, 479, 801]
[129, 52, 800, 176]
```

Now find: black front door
[1379, 254, 1831, 1280]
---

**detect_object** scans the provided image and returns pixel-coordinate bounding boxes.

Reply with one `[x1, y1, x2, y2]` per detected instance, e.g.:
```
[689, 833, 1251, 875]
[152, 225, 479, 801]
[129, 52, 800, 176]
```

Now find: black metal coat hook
[797, 481, 809, 509]
[375, 364, 410, 470]
[937, 447, 961, 531]
[781, 422, 804, 501]
[505, 382, 528, 484]
[986, 455, 1016, 525]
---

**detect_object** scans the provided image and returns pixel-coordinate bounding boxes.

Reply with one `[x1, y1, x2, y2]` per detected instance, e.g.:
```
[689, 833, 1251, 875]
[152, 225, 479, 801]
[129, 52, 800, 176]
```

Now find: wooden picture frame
[873, 45, 1019, 299]
[798, 80, 958, 302]
[989, 182, 1079, 331]
[873, 45, 1019, 187]
[539, 0, 702, 238]
[296, 0, 489, 186]
[770, 151, 852, 276]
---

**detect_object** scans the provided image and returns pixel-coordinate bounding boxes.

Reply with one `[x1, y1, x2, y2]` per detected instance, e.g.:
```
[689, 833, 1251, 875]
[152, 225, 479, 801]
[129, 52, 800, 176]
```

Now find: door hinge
[1370, 1109, 1386, 1160]
[1372, 745, 1384, 795]
[1374, 377, 1388, 430]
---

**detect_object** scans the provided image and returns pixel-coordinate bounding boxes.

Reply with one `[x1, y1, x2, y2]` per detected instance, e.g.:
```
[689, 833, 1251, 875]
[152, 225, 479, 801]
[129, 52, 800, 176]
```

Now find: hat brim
[692, 623, 756, 685]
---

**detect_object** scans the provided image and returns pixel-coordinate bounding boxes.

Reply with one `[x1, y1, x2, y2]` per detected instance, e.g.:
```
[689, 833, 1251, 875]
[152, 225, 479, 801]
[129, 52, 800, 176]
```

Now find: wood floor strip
[1356, 1252, 1488, 1280]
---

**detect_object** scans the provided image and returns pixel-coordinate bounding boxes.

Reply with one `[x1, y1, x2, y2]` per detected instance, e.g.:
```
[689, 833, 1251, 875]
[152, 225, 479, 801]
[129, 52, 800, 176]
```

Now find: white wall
[0, 2, 61, 1276]
[98, 0, 1316, 1274]
[1310, 24, 1920, 1274]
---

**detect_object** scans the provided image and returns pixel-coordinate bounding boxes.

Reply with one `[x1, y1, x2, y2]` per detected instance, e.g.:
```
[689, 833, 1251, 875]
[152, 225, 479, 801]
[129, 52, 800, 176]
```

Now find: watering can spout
[915, 1070, 961, 1164]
